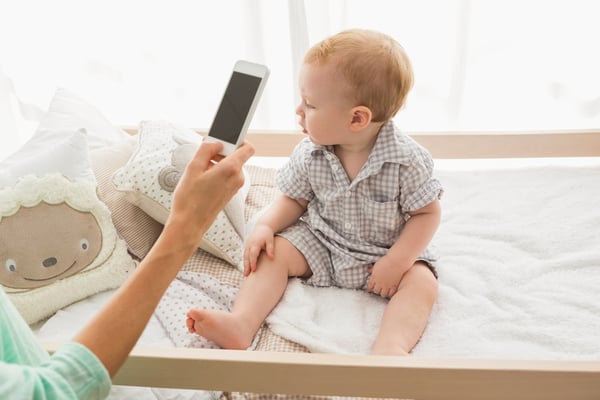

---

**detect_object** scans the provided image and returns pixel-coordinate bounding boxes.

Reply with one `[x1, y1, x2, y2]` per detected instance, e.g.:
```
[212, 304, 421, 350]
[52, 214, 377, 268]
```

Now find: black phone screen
[208, 71, 262, 144]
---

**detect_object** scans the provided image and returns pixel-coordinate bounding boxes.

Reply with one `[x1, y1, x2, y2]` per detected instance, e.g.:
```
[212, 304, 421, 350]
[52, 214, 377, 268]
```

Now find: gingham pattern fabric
[276, 121, 442, 288]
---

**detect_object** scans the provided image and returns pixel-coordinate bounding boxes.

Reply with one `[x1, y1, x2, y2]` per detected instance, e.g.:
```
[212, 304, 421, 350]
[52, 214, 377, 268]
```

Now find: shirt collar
[367, 121, 413, 167]
[308, 121, 413, 167]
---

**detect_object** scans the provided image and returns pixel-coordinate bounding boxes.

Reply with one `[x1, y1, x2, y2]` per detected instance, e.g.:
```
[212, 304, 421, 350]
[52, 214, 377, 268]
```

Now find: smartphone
[205, 60, 270, 155]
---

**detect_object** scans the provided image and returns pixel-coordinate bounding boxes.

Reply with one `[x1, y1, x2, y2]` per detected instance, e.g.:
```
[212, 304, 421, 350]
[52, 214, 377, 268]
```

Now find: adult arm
[1, 284, 110, 399]
[0, 342, 110, 399]
[72, 141, 254, 377]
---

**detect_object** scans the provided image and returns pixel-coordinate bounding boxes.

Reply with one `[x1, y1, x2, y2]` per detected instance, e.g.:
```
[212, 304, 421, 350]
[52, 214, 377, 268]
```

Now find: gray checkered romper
[276, 121, 443, 289]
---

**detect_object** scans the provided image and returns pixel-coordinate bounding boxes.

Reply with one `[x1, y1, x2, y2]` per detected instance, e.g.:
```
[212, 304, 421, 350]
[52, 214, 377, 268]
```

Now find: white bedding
[267, 160, 600, 359]
[34, 290, 220, 400]
[33, 157, 600, 398]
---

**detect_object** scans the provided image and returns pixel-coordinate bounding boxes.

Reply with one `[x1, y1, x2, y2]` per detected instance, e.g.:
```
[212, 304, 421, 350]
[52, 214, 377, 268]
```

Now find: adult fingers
[225, 142, 255, 167]
[191, 141, 225, 171]
[204, 142, 255, 191]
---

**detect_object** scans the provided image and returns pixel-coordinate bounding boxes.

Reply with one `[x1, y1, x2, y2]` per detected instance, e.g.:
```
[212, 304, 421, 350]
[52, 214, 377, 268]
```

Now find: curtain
[1, 0, 598, 155]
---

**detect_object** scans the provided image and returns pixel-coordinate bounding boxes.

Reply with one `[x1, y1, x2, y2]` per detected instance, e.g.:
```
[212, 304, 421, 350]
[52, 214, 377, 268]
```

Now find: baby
[187, 28, 443, 356]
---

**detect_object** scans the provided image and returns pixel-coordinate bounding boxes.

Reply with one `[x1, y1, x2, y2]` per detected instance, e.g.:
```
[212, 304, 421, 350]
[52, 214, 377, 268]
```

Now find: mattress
[33, 156, 600, 399]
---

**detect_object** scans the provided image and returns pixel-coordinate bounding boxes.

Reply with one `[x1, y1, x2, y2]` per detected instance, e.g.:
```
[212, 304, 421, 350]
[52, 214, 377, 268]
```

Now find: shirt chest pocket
[359, 197, 402, 247]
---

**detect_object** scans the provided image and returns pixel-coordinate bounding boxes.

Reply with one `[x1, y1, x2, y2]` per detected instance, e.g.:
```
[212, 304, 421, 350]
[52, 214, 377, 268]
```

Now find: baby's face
[296, 62, 355, 146]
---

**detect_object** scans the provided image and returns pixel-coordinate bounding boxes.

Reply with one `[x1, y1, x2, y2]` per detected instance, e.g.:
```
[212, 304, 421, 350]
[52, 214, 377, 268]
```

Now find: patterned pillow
[90, 136, 164, 260]
[112, 120, 249, 267]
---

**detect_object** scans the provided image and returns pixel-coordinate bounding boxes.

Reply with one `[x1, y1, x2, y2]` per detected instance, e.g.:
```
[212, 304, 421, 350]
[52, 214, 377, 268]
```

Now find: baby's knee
[406, 262, 438, 298]
[271, 236, 310, 277]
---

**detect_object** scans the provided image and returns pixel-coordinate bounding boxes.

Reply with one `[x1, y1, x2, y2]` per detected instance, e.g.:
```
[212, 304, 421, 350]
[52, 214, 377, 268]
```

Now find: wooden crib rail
[246, 129, 600, 159]
[44, 129, 600, 399]
[43, 341, 600, 400]
[122, 128, 600, 159]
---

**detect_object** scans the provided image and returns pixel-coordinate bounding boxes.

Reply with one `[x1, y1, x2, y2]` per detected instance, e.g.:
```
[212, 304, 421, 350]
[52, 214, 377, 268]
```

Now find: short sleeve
[45, 342, 111, 399]
[399, 145, 443, 212]
[0, 342, 110, 400]
[275, 138, 314, 201]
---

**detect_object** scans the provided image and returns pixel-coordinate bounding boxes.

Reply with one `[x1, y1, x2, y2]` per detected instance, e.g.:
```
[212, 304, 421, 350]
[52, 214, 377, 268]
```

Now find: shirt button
[344, 222, 352, 230]
[345, 191, 352, 197]
[332, 164, 338, 171]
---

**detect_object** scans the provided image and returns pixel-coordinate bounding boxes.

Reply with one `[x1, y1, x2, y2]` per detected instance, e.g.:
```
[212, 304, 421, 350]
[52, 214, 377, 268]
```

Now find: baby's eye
[5, 259, 16, 272]
[302, 99, 314, 109]
[80, 239, 90, 251]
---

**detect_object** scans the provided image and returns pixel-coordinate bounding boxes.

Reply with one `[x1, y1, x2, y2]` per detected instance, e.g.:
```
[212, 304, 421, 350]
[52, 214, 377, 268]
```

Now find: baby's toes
[185, 317, 196, 333]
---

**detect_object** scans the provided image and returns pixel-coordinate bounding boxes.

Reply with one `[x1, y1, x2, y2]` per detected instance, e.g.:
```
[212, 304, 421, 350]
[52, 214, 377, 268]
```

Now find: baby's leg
[371, 262, 438, 356]
[186, 237, 310, 349]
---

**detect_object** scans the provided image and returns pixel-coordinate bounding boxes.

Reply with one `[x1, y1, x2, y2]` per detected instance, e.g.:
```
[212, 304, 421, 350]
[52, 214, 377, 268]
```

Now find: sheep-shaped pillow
[0, 129, 135, 324]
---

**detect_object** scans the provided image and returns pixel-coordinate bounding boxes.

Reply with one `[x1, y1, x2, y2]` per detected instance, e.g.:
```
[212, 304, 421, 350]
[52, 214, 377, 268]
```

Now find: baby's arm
[367, 198, 441, 297]
[243, 193, 308, 275]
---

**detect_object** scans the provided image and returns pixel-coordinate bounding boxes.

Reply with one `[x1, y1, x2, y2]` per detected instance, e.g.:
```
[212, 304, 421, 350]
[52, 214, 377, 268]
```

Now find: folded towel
[267, 278, 387, 354]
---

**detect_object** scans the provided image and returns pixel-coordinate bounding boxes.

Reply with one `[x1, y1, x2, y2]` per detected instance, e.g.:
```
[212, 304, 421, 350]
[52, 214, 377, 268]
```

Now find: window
[1, 0, 599, 137]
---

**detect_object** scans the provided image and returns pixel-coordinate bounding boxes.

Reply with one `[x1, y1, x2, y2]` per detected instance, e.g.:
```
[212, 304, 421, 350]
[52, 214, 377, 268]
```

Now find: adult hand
[165, 141, 255, 256]
[74, 140, 254, 377]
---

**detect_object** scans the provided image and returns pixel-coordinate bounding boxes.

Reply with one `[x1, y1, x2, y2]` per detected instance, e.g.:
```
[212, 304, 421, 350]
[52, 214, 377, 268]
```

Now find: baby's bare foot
[186, 308, 255, 350]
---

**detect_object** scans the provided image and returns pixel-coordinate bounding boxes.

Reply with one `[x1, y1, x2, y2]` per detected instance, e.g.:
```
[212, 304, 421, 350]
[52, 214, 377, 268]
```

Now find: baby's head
[304, 29, 414, 123]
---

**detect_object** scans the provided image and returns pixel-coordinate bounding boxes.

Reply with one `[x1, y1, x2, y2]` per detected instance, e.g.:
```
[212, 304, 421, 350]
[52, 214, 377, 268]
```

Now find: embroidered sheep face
[158, 143, 197, 192]
[0, 133, 136, 324]
[0, 202, 102, 289]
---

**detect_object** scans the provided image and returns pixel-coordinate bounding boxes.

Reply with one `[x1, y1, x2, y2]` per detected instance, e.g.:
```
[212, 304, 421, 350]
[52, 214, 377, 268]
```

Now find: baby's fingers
[366, 277, 377, 294]
[381, 286, 397, 299]
[243, 259, 251, 276]
[245, 245, 262, 275]
[264, 237, 275, 259]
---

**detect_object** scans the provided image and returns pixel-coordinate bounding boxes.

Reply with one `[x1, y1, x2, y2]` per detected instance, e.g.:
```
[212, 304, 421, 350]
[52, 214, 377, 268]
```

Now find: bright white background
[1, 0, 599, 152]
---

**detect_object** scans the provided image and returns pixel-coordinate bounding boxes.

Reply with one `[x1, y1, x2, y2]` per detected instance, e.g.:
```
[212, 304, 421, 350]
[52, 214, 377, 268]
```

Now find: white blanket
[266, 163, 600, 359]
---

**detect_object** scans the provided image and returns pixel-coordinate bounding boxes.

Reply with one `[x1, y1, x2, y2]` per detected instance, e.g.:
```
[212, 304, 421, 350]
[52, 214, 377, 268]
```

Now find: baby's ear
[350, 106, 372, 130]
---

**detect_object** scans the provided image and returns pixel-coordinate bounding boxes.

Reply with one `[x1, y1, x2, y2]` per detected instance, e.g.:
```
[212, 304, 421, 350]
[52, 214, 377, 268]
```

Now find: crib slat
[89, 344, 600, 400]
[244, 130, 600, 159]
[122, 128, 600, 159]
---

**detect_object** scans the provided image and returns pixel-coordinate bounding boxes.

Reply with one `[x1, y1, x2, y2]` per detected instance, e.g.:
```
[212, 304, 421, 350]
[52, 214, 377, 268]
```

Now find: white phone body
[205, 60, 270, 155]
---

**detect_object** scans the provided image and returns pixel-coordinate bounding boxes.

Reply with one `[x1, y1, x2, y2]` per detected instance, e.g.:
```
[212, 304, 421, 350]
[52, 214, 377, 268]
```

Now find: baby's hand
[243, 224, 275, 276]
[367, 256, 405, 298]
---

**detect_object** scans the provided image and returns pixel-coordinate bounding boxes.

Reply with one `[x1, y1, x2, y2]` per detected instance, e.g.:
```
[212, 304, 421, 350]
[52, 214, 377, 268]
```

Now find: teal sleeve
[1, 289, 111, 399]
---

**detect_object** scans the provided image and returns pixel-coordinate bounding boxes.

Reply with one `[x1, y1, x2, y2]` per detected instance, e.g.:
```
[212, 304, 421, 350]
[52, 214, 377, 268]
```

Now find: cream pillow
[112, 120, 249, 267]
[36, 88, 163, 260]
[37, 87, 130, 150]
[0, 129, 135, 324]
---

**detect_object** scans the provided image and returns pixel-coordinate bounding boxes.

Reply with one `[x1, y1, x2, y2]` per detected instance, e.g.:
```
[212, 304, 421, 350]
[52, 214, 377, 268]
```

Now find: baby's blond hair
[304, 29, 414, 122]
